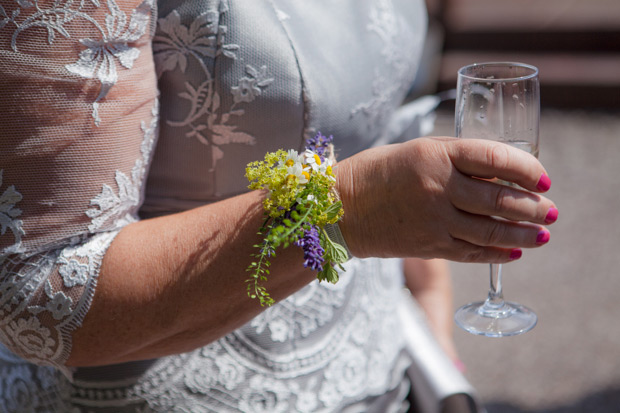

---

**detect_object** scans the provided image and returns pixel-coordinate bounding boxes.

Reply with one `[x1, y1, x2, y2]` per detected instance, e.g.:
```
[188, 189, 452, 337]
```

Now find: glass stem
[485, 263, 505, 309]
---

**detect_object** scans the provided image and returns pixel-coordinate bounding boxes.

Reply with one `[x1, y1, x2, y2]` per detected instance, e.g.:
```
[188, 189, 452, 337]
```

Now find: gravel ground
[431, 108, 620, 412]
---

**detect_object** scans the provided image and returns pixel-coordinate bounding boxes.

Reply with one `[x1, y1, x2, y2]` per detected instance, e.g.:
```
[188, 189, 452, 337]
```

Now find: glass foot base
[454, 301, 537, 337]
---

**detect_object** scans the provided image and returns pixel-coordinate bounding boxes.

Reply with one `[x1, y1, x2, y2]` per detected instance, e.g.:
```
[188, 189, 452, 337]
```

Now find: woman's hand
[336, 137, 558, 262]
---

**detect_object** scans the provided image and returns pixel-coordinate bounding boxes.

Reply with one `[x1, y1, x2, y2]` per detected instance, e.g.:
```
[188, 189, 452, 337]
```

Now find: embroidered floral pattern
[86, 100, 159, 232]
[25, 258, 407, 412]
[215, 355, 245, 391]
[6, 317, 55, 360]
[184, 358, 218, 393]
[231, 65, 272, 104]
[153, 9, 237, 76]
[0, 170, 25, 252]
[44, 287, 73, 321]
[0, 365, 39, 412]
[250, 276, 350, 342]
[0, 0, 153, 125]
[0, 363, 74, 412]
[65, 0, 154, 125]
[321, 344, 367, 401]
[0, 230, 121, 372]
[58, 258, 89, 287]
[154, 2, 272, 170]
[86, 167, 143, 232]
[157, 262, 402, 411]
[238, 376, 291, 413]
[290, 379, 319, 413]
[351, 0, 418, 136]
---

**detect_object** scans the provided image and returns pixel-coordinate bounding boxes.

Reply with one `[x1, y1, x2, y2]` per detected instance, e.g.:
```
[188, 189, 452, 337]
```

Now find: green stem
[274, 203, 313, 245]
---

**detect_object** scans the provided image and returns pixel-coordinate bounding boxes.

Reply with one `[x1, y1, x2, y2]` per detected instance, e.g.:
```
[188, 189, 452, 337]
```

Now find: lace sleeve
[0, 0, 158, 369]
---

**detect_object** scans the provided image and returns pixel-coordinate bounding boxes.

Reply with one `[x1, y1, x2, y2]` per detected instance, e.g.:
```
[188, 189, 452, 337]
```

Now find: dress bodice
[142, 0, 426, 211]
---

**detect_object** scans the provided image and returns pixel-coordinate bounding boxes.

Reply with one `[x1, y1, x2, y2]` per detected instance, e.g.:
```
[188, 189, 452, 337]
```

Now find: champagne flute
[453, 62, 540, 337]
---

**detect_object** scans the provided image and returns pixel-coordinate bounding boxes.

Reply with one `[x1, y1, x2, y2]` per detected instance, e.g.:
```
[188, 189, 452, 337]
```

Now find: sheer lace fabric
[0, 0, 158, 376]
[0, 0, 429, 411]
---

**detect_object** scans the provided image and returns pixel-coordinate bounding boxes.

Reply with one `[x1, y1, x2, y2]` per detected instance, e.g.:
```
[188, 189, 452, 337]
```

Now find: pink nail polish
[536, 173, 551, 192]
[545, 207, 559, 224]
[509, 248, 522, 260]
[536, 230, 550, 245]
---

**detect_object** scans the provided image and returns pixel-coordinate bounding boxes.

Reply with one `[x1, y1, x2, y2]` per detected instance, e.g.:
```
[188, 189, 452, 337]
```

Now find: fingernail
[453, 359, 467, 373]
[536, 173, 551, 192]
[509, 248, 522, 260]
[545, 207, 559, 224]
[536, 230, 550, 245]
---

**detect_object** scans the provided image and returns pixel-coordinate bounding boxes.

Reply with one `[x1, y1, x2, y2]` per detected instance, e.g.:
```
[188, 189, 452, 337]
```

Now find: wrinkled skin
[336, 137, 556, 262]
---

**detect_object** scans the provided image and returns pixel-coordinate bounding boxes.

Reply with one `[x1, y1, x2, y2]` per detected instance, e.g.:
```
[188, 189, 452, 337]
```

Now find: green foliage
[244, 148, 346, 306]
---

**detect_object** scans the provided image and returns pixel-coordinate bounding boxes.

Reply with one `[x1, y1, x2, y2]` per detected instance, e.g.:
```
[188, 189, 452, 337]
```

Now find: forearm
[68, 190, 315, 366]
[68, 136, 558, 367]
[404, 258, 452, 304]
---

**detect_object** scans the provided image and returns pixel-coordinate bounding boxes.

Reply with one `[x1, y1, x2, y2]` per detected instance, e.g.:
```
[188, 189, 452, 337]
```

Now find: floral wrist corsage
[245, 132, 349, 306]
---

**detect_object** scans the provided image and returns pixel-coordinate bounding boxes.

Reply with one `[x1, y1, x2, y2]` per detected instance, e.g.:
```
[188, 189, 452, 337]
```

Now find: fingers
[445, 138, 551, 193]
[448, 210, 550, 249]
[441, 239, 523, 264]
[448, 173, 558, 225]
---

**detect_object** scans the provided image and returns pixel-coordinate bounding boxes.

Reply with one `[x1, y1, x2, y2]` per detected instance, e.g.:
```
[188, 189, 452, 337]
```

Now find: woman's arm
[69, 137, 557, 367]
[68, 190, 317, 366]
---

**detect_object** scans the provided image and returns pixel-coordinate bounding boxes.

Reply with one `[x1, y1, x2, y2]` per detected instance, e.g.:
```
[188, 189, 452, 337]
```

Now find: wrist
[333, 156, 376, 259]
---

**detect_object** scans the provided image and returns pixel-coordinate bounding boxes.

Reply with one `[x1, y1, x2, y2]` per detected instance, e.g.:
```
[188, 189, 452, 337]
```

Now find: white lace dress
[0, 0, 429, 411]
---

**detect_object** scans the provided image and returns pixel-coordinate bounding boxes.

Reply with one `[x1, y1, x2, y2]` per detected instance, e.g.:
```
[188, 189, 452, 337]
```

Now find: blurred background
[417, 1, 620, 412]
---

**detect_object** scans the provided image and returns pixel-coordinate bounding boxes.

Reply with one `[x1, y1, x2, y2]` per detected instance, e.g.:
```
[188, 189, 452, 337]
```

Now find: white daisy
[287, 164, 310, 185]
[283, 149, 303, 168]
[304, 149, 322, 172]
[319, 158, 333, 174]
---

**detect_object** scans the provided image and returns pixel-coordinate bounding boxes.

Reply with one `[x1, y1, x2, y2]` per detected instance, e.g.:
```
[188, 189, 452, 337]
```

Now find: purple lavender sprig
[305, 132, 333, 162]
[295, 224, 325, 272]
